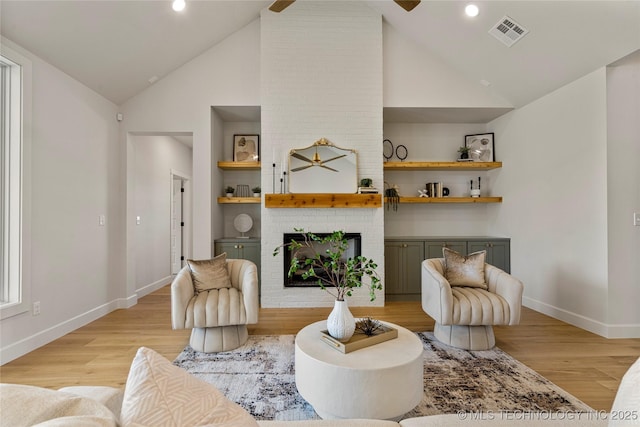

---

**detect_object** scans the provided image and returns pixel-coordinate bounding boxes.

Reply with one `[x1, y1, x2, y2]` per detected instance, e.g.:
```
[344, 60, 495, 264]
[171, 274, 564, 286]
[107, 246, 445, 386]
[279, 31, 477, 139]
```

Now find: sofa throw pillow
[443, 247, 487, 289]
[120, 347, 258, 427]
[187, 252, 231, 293]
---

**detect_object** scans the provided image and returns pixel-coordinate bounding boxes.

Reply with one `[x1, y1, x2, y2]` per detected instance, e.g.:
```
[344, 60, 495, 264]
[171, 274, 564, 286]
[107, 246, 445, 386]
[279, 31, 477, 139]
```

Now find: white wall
[131, 135, 192, 294]
[606, 51, 640, 334]
[0, 38, 123, 364]
[121, 19, 261, 299]
[260, 2, 385, 308]
[488, 69, 611, 334]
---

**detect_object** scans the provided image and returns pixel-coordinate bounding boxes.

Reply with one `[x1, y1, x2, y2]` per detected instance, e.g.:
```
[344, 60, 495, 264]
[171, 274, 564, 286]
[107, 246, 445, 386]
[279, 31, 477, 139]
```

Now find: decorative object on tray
[464, 133, 495, 162]
[225, 186, 234, 197]
[233, 134, 259, 162]
[355, 317, 383, 336]
[320, 320, 398, 353]
[273, 229, 382, 342]
[233, 214, 253, 238]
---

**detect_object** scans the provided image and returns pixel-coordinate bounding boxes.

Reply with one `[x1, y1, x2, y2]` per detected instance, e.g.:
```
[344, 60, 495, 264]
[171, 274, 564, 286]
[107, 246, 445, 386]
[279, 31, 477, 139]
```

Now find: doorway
[171, 171, 190, 274]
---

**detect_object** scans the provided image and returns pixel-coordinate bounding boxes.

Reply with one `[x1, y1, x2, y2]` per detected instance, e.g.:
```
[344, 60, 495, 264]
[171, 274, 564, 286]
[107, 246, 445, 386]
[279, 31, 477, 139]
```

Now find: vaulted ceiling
[1, 0, 638, 107]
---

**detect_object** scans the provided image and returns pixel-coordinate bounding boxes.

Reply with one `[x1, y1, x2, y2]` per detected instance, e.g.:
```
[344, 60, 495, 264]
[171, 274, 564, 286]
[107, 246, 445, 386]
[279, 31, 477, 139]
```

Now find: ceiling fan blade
[269, 0, 296, 13]
[291, 152, 314, 164]
[321, 154, 347, 164]
[394, 0, 421, 12]
[291, 164, 314, 172]
[319, 164, 339, 172]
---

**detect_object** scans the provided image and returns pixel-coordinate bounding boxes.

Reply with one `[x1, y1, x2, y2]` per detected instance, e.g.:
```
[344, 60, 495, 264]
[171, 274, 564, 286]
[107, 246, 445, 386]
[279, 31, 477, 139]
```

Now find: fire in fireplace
[283, 232, 362, 287]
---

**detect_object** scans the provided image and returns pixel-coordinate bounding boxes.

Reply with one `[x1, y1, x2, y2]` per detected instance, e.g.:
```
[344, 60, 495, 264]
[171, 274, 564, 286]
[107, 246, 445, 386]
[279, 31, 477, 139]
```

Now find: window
[1, 43, 31, 319]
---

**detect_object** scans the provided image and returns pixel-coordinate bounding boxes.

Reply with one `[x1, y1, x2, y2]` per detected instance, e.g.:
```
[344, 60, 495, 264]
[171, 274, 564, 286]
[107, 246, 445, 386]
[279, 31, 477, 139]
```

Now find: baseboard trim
[523, 297, 640, 339]
[0, 295, 137, 365]
[136, 276, 173, 298]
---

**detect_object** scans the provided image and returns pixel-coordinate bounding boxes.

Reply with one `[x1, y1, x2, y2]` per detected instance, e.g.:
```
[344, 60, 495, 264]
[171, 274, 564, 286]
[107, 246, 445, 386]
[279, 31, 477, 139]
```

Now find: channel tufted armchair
[421, 252, 523, 351]
[171, 256, 259, 353]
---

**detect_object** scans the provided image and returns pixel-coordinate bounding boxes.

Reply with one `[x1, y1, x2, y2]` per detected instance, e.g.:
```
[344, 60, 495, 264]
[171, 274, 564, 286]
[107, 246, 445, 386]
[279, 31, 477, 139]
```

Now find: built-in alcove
[283, 233, 362, 288]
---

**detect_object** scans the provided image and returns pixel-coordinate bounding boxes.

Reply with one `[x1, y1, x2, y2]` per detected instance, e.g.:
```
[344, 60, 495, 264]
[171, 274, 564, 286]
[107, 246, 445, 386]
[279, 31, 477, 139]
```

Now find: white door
[171, 178, 184, 274]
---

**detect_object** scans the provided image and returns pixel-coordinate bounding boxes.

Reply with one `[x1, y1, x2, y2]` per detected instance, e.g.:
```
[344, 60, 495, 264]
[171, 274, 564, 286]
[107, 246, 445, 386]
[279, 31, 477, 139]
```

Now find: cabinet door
[424, 241, 466, 259]
[384, 241, 424, 298]
[214, 242, 240, 259]
[467, 240, 510, 273]
[238, 242, 261, 276]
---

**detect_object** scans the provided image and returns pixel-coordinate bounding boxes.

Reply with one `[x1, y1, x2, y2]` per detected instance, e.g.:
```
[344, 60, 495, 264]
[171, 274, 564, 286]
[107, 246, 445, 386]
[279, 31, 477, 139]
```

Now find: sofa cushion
[609, 356, 640, 426]
[0, 383, 117, 427]
[443, 248, 487, 289]
[120, 346, 258, 427]
[187, 252, 232, 292]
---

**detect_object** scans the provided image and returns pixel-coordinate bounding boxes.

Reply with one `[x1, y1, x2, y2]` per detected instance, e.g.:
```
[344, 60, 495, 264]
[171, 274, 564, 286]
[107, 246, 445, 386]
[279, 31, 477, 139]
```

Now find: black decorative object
[355, 317, 384, 336]
[395, 144, 408, 161]
[383, 139, 394, 161]
[384, 182, 400, 211]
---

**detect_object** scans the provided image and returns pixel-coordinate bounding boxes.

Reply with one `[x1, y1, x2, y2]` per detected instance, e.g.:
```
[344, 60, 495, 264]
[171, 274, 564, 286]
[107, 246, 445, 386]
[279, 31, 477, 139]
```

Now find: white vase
[327, 300, 355, 342]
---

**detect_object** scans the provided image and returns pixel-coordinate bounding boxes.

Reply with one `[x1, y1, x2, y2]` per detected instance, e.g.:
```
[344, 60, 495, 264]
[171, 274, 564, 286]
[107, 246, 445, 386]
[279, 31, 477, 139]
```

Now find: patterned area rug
[173, 333, 593, 421]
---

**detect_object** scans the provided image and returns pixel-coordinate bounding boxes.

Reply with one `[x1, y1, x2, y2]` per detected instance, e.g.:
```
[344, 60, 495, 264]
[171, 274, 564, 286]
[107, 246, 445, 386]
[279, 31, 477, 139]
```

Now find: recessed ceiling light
[172, 0, 185, 12]
[465, 4, 479, 17]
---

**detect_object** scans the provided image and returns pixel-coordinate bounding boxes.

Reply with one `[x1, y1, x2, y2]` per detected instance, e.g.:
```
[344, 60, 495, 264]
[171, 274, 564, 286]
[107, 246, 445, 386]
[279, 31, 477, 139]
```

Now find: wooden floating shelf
[217, 161, 261, 170]
[265, 193, 382, 208]
[217, 197, 261, 204]
[387, 196, 502, 204]
[384, 161, 502, 171]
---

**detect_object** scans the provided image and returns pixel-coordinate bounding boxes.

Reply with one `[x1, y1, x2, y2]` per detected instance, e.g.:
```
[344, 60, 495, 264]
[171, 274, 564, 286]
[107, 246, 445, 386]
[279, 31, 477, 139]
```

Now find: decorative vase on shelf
[327, 299, 355, 342]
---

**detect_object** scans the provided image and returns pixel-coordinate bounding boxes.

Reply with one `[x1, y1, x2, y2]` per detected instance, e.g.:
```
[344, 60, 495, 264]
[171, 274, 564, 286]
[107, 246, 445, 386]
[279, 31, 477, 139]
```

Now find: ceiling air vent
[489, 15, 529, 47]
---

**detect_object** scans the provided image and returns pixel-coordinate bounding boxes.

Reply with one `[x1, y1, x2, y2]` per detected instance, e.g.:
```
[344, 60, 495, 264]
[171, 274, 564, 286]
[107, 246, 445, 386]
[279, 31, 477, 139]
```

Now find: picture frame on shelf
[233, 134, 260, 162]
[464, 133, 494, 162]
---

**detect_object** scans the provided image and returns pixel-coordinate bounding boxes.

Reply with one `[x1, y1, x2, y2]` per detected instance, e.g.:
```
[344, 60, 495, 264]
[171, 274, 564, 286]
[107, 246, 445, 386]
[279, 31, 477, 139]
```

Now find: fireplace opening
[283, 232, 362, 288]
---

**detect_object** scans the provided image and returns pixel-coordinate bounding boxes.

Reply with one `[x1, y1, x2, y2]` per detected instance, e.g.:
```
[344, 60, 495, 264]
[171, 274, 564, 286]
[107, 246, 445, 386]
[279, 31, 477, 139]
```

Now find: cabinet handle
[238, 244, 243, 249]
[402, 244, 408, 248]
[234, 244, 239, 249]
[485, 243, 493, 248]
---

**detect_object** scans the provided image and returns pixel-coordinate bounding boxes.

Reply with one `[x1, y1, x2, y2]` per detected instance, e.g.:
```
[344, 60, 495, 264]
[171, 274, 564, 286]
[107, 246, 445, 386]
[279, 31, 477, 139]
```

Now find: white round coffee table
[295, 320, 424, 420]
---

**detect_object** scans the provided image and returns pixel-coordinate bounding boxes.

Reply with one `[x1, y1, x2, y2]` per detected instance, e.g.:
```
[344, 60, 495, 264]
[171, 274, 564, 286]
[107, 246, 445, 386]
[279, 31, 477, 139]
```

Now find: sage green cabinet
[424, 240, 466, 259]
[467, 239, 510, 273]
[384, 236, 510, 299]
[384, 240, 425, 301]
[214, 238, 261, 282]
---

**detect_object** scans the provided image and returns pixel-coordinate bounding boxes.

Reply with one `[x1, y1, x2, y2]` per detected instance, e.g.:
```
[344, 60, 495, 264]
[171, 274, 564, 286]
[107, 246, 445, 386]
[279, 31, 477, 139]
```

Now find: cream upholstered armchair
[421, 251, 523, 351]
[171, 256, 259, 353]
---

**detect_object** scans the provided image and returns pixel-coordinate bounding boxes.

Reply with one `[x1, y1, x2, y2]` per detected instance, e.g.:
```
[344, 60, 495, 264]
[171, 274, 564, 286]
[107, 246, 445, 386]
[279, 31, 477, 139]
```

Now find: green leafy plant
[225, 186, 235, 194]
[273, 229, 382, 302]
[458, 146, 470, 154]
[252, 186, 261, 193]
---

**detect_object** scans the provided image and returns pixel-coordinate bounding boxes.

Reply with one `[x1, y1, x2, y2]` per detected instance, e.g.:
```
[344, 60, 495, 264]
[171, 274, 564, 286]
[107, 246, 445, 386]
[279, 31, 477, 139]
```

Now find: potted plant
[273, 229, 382, 342]
[252, 186, 261, 197]
[458, 146, 470, 160]
[225, 186, 235, 197]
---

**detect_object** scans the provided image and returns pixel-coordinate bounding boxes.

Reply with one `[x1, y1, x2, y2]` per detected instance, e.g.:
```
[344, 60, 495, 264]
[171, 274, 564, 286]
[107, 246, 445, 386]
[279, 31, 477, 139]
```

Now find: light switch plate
[634, 212, 640, 226]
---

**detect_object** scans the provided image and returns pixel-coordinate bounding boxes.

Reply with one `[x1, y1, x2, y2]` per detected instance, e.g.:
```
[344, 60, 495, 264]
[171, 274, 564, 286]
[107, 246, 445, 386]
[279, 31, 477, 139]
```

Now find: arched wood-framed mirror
[288, 138, 358, 194]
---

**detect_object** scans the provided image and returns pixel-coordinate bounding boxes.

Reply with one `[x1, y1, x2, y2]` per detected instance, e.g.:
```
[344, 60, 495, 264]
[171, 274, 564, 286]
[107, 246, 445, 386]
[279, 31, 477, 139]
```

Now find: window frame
[1, 41, 32, 320]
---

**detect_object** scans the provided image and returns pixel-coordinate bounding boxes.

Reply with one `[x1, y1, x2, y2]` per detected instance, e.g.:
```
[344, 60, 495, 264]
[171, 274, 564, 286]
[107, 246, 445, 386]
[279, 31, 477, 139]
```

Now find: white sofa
[1, 347, 638, 427]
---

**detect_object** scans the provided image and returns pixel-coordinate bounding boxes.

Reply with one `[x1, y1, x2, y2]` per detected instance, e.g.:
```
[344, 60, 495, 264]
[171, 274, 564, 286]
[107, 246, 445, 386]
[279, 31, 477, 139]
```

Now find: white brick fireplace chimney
[260, 1, 384, 308]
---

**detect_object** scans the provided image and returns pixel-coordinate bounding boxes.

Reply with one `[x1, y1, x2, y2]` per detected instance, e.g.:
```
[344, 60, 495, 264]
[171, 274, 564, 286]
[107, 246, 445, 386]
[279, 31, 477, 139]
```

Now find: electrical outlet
[33, 301, 41, 316]
[634, 212, 640, 226]
[99, 215, 106, 226]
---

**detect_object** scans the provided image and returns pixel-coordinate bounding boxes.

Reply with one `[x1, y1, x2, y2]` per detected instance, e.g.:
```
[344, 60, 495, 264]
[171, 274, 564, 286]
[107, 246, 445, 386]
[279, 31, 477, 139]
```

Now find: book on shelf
[357, 187, 379, 194]
[320, 325, 398, 353]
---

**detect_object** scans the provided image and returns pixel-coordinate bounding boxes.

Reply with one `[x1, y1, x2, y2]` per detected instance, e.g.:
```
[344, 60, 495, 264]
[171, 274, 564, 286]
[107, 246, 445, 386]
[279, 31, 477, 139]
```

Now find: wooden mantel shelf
[265, 193, 382, 208]
[217, 161, 261, 170]
[384, 161, 502, 171]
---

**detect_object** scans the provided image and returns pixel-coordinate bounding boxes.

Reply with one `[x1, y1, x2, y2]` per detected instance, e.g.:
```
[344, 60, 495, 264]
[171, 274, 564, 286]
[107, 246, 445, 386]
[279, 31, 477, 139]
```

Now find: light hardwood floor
[1, 285, 639, 412]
